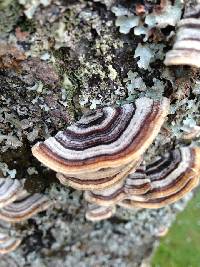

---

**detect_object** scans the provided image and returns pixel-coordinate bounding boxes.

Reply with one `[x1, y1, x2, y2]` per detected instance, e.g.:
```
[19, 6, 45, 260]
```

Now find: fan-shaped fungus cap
[84, 179, 125, 206]
[0, 178, 24, 208]
[0, 233, 21, 254]
[56, 159, 141, 190]
[85, 205, 116, 222]
[120, 147, 200, 209]
[164, 18, 200, 68]
[124, 165, 151, 195]
[84, 164, 149, 206]
[120, 177, 199, 209]
[0, 192, 51, 223]
[32, 97, 169, 175]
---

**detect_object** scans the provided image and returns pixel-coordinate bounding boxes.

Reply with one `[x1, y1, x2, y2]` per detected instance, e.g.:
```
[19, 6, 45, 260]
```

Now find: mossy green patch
[152, 191, 200, 267]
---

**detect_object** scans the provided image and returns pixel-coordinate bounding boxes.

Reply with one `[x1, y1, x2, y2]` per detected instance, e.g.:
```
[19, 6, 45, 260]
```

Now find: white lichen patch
[134, 25, 149, 41]
[113, 0, 183, 41]
[112, 6, 139, 34]
[125, 75, 166, 110]
[134, 44, 153, 70]
[134, 43, 165, 70]
[27, 167, 38, 175]
[145, 0, 182, 29]
[111, 6, 130, 17]
[125, 71, 147, 93]
[181, 117, 198, 132]
[115, 15, 139, 34]
[0, 134, 23, 150]
[89, 98, 102, 109]
[169, 97, 200, 139]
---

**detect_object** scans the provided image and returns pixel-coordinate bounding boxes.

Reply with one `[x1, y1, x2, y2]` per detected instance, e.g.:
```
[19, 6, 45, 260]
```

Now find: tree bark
[0, 0, 199, 266]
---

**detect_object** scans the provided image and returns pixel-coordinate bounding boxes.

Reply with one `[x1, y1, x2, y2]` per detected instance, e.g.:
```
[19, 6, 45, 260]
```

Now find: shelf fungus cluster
[119, 146, 200, 209]
[32, 98, 171, 217]
[84, 146, 200, 220]
[164, 3, 200, 68]
[0, 178, 51, 254]
[32, 97, 200, 221]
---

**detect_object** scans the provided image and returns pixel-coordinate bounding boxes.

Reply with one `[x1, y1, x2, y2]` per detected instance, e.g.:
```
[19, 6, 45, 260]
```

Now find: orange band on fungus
[120, 147, 200, 209]
[0, 233, 21, 254]
[164, 18, 200, 68]
[85, 205, 116, 222]
[0, 192, 51, 223]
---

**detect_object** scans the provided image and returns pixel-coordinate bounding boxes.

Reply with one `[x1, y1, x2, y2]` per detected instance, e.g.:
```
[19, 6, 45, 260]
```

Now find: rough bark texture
[0, 0, 200, 266]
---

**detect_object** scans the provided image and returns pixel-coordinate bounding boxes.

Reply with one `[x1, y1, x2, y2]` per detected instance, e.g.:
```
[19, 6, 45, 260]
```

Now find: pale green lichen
[145, 0, 182, 28]
[115, 15, 139, 34]
[134, 44, 153, 70]
[112, 6, 140, 34]
[112, 0, 183, 40]
[134, 43, 165, 70]
[125, 71, 147, 93]
[62, 74, 76, 105]
[169, 97, 200, 139]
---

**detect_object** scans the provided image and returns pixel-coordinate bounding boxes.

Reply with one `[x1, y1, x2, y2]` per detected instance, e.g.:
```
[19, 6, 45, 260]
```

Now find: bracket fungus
[136, 147, 200, 200]
[120, 147, 200, 209]
[164, 3, 200, 68]
[84, 166, 151, 207]
[124, 165, 151, 195]
[85, 205, 116, 222]
[0, 178, 51, 254]
[32, 97, 169, 191]
[0, 192, 51, 223]
[84, 178, 127, 207]
[85, 147, 200, 220]
[0, 233, 21, 255]
[124, 147, 200, 207]
[31, 97, 200, 221]
[0, 178, 25, 208]
[56, 159, 141, 190]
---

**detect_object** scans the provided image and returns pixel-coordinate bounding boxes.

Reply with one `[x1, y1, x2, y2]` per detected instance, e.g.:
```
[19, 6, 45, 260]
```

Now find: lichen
[112, 0, 183, 40]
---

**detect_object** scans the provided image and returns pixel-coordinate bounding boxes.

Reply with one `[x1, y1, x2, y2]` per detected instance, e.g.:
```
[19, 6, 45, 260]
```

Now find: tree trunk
[0, 0, 199, 266]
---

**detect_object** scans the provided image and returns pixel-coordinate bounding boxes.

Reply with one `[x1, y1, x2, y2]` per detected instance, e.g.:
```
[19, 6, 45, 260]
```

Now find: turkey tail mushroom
[0, 178, 25, 208]
[84, 165, 150, 206]
[0, 178, 52, 253]
[124, 165, 151, 195]
[0, 233, 21, 255]
[120, 147, 200, 209]
[84, 179, 125, 206]
[120, 177, 199, 209]
[85, 205, 116, 222]
[0, 192, 51, 223]
[164, 2, 200, 68]
[56, 159, 141, 191]
[32, 97, 169, 190]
